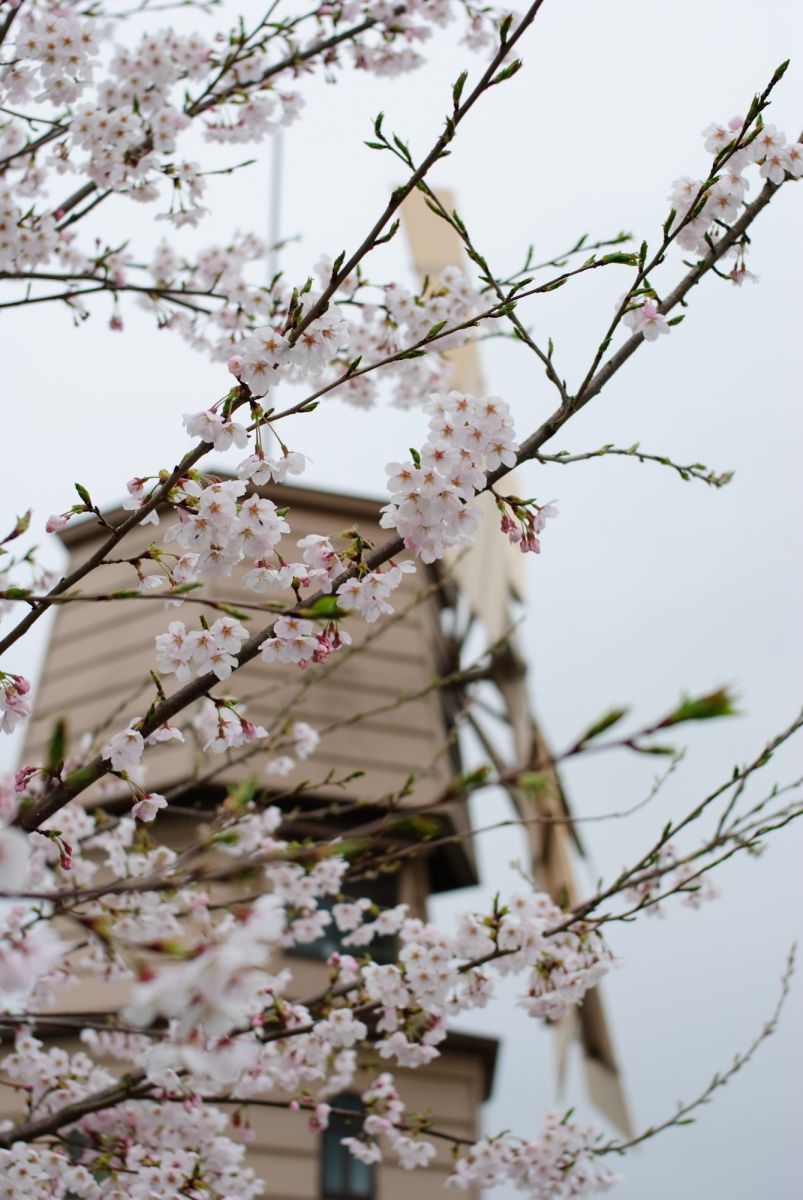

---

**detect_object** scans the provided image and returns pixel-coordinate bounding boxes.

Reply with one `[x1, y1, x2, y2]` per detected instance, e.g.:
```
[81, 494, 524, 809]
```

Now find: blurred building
[19, 482, 498, 1200]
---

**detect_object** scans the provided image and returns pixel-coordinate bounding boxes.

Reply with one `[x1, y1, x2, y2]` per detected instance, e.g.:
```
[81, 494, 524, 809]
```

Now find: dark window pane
[290, 876, 399, 964]
[321, 1092, 375, 1200]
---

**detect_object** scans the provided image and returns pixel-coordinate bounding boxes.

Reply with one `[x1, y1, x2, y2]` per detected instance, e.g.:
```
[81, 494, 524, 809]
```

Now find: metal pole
[268, 128, 284, 281]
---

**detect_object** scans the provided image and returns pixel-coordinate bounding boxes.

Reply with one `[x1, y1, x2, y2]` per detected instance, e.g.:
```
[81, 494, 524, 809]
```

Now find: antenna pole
[268, 128, 284, 280]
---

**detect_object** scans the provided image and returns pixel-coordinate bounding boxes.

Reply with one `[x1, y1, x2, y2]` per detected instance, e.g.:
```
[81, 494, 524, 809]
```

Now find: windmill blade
[402, 189, 632, 1136]
[487, 642, 633, 1137]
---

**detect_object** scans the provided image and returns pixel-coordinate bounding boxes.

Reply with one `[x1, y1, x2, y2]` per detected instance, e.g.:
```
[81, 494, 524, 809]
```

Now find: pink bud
[46, 513, 70, 533]
[12, 675, 31, 695]
[227, 355, 244, 376]
[14, 766, 36, 794]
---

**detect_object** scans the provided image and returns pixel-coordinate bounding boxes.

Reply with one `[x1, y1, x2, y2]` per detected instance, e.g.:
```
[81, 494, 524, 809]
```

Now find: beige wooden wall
[24, 483, 451, 810]
[22, 480, 478, 889]
[0, 1032, 491, 1200]
[245, 1046, 489, 1200]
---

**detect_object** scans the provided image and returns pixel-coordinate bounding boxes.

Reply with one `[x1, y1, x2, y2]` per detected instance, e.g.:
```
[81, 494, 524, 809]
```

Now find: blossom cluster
[499, 497, 559, 554]
[0, 744, 744, 1200]
[624, 845, 721, 915]
[445, 1111, 619, 1197]
[160, 477, 291, 583]
[155, 615, 249, 681]
[227, 305, 350, 396]
[341, 1072, 437, 1169]
[263, 719, 321, 778]
[0, 1034, 265, 1200]
[0, 0, 497, 313]
[0, 673, 31, 733]
[151, 252, 486, 400]
[381, 390, 520, 562]
[620, 114, 803, 336]
[672, 118, 803, 263]
[327, 266, 486, 411]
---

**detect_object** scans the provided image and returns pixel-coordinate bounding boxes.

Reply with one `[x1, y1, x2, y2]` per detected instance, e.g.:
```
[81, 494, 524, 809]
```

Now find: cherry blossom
[131, 791, 168, 822]
[0, 674, 31, 734]
[102, 724, 145, 772]
[622, 299, 670, 341]
[381, 391, 520, 563]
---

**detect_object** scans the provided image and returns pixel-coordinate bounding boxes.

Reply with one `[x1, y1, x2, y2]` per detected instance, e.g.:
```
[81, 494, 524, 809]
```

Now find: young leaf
[577, 706, 630, 744]
[659, 687, 737, 728]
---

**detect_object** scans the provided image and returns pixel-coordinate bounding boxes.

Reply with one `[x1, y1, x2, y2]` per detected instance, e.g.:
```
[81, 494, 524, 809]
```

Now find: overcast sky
[1, 1, 802, 1196]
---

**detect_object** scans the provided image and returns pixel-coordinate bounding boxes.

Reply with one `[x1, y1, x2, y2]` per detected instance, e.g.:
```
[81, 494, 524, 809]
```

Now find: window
[321, 1092, 375, 1200]
[289, 874, 399, 965]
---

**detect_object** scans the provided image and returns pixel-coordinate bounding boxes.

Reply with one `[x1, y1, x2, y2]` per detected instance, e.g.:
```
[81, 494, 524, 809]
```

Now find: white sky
[1, 1, 802, 1195]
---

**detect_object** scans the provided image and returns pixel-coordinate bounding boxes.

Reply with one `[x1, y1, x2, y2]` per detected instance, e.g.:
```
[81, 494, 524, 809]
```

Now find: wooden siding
[22, 481, 478, 889]
[0, 1036, 489, 1200]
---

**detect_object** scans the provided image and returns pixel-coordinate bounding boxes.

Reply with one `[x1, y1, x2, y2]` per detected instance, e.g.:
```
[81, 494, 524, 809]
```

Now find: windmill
[401, 187, 632, 1137]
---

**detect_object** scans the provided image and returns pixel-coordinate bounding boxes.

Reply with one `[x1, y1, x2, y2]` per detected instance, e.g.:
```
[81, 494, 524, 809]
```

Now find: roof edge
[58, 475, 388, 550]
[444, 1030, 500, 1100]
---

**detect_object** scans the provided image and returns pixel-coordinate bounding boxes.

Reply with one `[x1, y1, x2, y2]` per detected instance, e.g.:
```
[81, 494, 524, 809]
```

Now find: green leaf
[46, 718, 68, 773]
[374, 219, 400, 246]
[458, 765, 491, 790]
[577, 707, 630, 744]
[304, 595, 344, 619]
[217, 603, 250, 621]
[225, 778, 259, 810]
[491, 59, 523, 86]
[452, 70, 468, 109]
[659, 687, 737, 728]
[167, 581, 202, 595]
[599, 252, 638, 266]
[425, 320, 448, 340]
[392, 134, 412, 162]
[1, 510, 31, 546]
[395, 815, 441, 839]
[518, 771, 549, 793]
[74, 482, 92, 507]
[772, 59, 790, 84]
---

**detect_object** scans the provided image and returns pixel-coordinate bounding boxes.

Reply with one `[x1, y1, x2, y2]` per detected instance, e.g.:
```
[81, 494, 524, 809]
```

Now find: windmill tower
[402, 189, 632, 1137]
